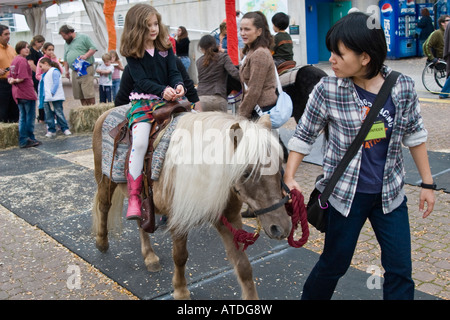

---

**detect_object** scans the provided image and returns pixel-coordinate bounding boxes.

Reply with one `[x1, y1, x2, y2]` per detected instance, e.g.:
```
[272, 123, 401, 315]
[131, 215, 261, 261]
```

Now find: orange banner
[103, 0, 117, 51]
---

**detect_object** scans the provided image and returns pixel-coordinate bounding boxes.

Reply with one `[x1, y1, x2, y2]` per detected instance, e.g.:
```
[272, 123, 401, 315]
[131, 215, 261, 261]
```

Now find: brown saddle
[109, 100, 191, 233]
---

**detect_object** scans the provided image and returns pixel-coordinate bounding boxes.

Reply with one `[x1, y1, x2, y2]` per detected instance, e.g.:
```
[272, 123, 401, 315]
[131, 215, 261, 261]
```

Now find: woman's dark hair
[30, 35, 45, 47]
[242, 11, 274, 55]
[178, 26, 188, 40]
[421, 8, 430, 17]
[272, 12, 290, 30]
[326, 12, 387, 79]
[198, 35, 218, 67]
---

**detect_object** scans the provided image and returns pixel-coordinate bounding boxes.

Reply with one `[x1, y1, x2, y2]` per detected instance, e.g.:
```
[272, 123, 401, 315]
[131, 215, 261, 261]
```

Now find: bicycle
[422, 59, 447, 94]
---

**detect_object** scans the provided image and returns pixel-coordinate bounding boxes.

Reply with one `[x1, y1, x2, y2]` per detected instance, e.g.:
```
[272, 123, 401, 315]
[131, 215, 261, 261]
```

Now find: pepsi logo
[381, 3, 393, 17]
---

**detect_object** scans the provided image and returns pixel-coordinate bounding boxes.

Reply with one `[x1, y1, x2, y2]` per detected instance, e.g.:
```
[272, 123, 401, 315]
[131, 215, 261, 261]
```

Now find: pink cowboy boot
[126, 172, 143, 220]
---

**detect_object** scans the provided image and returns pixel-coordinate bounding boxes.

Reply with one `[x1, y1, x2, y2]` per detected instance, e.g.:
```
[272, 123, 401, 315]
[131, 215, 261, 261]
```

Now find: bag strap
[274, 66, 283, 93]
[320, 70, 401, 204]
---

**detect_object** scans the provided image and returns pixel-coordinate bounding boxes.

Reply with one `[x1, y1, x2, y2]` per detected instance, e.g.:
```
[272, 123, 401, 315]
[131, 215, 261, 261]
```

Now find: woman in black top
[176, 26, 191, 71]
[417, 8, 434, 41]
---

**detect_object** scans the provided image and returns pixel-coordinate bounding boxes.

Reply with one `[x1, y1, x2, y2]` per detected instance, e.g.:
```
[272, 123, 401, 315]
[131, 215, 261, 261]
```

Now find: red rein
[221, 189, 309, 251]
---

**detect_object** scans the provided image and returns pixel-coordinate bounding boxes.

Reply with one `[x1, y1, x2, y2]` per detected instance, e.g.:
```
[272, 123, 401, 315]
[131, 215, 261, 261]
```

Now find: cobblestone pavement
[0, 58, 448, 300]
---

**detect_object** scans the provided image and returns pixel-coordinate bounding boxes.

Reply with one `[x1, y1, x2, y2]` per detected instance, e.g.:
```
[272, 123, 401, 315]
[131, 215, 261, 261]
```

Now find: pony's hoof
[173, 288, 191, 300]
[146, 260, 162, 272]
[96, 240, 109, 253]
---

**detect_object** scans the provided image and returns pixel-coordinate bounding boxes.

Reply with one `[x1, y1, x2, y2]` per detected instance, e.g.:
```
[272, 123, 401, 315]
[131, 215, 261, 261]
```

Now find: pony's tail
[92, 188, 124, 238]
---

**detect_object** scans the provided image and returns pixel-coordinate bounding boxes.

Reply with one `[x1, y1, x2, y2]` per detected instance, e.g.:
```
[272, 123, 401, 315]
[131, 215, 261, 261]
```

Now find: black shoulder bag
[307, 71, 400, 233]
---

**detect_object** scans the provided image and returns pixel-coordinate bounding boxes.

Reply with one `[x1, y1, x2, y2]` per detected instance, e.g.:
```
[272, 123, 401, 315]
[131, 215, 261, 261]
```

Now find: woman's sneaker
[45, 131, 56, 138]
[63, 129, 72, 136]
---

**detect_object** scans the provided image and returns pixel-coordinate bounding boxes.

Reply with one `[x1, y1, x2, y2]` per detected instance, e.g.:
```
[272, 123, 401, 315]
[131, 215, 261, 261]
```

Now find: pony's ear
[257, 114, 272, 129]
[230, 122, 243, 149]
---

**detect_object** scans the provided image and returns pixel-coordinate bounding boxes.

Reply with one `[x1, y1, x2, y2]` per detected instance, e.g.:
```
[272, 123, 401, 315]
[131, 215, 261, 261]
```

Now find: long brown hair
[242, 11, 274, 55]
[120, 3, 170, 59]
[198, 35, 218, 67]
[177, 26, 188, 40]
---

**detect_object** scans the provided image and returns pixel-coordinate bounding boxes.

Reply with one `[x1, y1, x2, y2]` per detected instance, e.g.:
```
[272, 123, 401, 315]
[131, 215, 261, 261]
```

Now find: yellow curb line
[419, 97, 450, 104]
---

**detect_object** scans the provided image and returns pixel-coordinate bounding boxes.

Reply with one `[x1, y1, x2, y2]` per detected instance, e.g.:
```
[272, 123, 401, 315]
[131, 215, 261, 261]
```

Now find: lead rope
[285, 189, 309, 248]
[220, 216, 260, 251]
[221, 188, 309, 251]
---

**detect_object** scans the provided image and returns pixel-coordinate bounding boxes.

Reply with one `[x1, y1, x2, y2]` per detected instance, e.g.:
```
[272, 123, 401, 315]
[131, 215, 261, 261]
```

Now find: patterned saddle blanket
[279, 65, 302, 88]
[101, 104, 183, 183]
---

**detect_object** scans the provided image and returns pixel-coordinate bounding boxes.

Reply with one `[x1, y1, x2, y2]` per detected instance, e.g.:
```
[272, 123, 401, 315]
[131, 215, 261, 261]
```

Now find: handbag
[266, 67, 293, 129]
[306, 71, 401, 233]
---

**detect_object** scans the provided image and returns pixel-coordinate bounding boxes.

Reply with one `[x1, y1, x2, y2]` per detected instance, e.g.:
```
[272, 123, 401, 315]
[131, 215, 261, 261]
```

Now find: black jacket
[115, 56, 199, 106]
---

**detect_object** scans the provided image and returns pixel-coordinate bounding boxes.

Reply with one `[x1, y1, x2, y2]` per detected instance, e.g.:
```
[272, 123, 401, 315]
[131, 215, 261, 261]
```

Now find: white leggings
[128, 122, 151, 179]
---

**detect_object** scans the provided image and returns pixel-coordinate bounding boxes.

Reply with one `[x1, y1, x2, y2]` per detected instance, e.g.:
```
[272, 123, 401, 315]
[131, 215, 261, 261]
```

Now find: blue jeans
[44, 100, 69, 133]
[179, 56, 190, 71]
[99, 85, 112, 103]
[302, 193, 414, 300]
[17, 99, 36, 147]
[112, 79, 120, 101]
[439, 76, 450, 98]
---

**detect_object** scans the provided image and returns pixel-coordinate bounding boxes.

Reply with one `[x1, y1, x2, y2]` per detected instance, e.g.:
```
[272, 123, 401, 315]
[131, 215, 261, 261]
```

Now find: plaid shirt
[288, 66, 427, 217]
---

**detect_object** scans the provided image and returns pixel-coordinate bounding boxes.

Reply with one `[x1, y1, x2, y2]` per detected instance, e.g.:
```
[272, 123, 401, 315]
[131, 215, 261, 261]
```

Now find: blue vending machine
[416, 2, 434, 56]
[435, 0, 448, 26]
[380, 0, 417, 59]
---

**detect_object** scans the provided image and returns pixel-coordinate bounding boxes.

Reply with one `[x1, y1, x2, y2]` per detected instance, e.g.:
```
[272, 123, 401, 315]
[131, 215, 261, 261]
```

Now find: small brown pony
[92, 111, 292, 299]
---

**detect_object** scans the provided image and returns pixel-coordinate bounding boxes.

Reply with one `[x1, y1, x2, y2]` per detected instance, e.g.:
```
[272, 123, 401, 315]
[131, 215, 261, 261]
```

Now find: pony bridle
[228, 169, 309, 250]
[234, 171, 291, 217]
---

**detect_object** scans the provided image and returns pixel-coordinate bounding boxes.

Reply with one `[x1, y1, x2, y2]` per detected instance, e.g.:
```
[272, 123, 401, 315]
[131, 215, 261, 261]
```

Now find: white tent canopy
[0, 0, 56, 14]
[0, 0, 108, 53]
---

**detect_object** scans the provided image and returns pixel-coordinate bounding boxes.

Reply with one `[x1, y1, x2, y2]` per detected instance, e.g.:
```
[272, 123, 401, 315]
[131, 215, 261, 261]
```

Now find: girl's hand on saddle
[163, 85, 185, 101]
[163, 86, 177, 101]
[174, 84, 185, 100]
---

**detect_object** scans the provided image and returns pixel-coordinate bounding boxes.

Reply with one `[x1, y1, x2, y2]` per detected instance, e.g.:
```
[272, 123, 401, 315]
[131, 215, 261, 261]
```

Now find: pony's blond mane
[161, 112, 281, 236]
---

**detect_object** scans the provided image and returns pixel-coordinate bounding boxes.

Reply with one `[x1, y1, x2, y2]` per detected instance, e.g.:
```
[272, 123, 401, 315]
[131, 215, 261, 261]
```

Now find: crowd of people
[0, 4, 437, 300]
[0, 7, 294, 149]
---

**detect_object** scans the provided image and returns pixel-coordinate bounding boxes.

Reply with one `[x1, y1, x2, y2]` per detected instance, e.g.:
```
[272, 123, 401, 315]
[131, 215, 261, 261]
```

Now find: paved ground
[0, 57, 448, 300]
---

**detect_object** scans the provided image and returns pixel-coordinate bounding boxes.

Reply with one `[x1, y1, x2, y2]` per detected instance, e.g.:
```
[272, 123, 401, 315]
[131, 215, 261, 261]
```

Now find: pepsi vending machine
[380, 0, 417, 59]
[435, 0, 448, 26]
